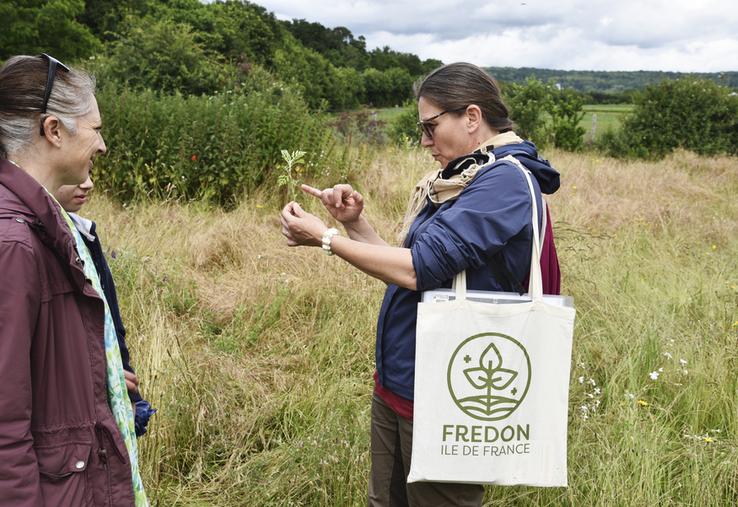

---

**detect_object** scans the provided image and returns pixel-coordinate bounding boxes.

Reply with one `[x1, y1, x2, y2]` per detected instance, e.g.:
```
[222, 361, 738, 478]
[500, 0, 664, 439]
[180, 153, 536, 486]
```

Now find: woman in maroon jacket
[0, 55, 147, 506]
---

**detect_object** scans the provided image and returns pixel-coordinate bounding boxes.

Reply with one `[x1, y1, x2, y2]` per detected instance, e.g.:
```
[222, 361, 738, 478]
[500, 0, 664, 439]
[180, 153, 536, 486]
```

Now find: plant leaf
[479, 342, 503, 371]
[464, 367, 492, 389]
[489, 368, 518, 390]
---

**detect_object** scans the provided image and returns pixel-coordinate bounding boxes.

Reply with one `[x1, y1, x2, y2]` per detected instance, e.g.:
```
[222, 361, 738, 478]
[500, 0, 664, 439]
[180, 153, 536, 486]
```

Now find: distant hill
[485, 67, 738, 93]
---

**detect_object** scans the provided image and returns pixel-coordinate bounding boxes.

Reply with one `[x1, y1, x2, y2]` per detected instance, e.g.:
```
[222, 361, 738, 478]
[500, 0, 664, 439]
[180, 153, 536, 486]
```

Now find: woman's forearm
[329, 235, 417, 290]
[341, 215, 389, 246]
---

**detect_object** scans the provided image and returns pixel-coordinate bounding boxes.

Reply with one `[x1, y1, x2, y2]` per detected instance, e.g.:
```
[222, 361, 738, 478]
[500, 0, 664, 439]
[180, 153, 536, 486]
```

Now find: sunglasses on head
[39, 53, 70, 136]
[417, 105, 468, 140]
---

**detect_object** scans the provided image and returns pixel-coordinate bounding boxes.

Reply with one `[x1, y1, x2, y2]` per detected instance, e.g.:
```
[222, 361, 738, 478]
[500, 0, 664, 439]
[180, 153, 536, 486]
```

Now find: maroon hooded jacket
[0, 159, 135, 506]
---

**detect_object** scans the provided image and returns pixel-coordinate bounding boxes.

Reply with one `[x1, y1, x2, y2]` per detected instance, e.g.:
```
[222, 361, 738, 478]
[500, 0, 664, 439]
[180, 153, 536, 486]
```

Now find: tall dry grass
[85, 146, 737, 506]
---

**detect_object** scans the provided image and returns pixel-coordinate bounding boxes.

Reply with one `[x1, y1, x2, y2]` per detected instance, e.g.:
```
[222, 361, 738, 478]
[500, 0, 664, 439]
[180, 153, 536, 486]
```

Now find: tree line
[486, 66, 738, 97]
[0, 0, 441, 110]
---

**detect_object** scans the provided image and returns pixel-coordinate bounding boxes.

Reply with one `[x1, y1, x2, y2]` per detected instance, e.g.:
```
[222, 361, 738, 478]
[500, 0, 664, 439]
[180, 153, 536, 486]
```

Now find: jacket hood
[442, 140, 560, 195]
[493, 140, 560, 195]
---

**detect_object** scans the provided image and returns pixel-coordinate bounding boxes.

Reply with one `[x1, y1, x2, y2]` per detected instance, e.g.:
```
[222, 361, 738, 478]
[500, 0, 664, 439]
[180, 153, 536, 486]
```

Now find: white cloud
[253, 0, 738, 71]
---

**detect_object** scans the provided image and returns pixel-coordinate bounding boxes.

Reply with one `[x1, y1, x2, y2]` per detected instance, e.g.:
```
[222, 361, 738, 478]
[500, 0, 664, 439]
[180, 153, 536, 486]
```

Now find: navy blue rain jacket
[80, 220, 157, 436]
[81, 221, 140, 400]
[375, 141, 560, 400]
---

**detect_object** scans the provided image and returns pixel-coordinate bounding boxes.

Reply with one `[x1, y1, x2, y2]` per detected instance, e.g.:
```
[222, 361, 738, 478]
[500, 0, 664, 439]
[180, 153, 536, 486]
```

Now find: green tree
[363, 67, 413, 107]
[99, 16, 231, 95]
[0, 0, 101, 60]
[504, 79, 587, 150]
[332, 66, 364, 110]
[273, 38, 336, 110]
[603, 78, 738, 159]
[80, 0, 148, 41]
[123, 0, 285, 68]
[550, 89, 585, 151]
[504, 78, 554, 147]
[284, 19, 368, 70]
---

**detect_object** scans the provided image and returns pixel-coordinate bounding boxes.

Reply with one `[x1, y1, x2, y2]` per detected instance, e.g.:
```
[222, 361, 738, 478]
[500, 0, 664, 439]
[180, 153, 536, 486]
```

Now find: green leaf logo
[448, 333, 531, 421]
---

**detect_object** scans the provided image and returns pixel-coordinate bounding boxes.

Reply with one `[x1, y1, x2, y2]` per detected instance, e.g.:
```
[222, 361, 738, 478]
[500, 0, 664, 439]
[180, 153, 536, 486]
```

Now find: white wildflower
[679, 359, 688, 366]
[649, 371, 660, 381]
[663, 352, 672, 360]
[578, 376, 585, 384]
[625, 392, 635, 400]
[594, 387, 601, 395]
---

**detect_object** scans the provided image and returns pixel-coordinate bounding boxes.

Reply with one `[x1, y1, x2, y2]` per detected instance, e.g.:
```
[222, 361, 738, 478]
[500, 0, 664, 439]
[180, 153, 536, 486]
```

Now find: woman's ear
[465, 105, 483, 134]
[41, 116, 63, 147]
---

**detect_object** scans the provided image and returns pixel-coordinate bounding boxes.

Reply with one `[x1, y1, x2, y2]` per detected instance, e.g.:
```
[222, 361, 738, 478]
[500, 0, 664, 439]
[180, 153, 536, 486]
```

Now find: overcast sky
[253, 0, 738, 72]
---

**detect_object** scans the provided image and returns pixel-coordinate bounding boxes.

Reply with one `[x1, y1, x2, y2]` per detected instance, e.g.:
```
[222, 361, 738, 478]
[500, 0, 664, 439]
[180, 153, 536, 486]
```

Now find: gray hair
[0, 55, 97, 158]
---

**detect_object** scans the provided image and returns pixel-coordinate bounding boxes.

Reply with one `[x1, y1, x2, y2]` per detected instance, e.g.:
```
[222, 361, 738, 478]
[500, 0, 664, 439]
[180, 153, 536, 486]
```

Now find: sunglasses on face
[39, 53, 70, 136]
[417, 106, 468, 140]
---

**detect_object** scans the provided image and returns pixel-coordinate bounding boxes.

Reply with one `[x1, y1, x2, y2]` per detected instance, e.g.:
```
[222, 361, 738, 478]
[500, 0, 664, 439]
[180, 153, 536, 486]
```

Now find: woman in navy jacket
[281, 62, 560, 507]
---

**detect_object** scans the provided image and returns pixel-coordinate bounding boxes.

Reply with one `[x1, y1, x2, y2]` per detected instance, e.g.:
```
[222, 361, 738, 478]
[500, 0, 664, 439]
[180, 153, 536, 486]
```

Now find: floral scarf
[55, 199, 148, 506]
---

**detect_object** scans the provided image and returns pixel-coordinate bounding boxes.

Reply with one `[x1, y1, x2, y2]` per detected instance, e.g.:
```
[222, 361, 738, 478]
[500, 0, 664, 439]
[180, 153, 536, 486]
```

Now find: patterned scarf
[54, 198, 148, 506]
[398, 131, 524, 242]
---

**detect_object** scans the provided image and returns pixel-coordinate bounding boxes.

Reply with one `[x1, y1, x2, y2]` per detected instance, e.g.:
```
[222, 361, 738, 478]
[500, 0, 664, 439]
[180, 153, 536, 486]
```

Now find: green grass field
[374, 106, 408, 123]
[581, 104, 634, 142]
[88, 146, 737, 506]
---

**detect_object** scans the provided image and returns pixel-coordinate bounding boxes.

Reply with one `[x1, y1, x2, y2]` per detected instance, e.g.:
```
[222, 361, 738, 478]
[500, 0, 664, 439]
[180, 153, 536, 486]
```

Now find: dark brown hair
[415, 62, 513, 132]
[0, 55, 95, 158]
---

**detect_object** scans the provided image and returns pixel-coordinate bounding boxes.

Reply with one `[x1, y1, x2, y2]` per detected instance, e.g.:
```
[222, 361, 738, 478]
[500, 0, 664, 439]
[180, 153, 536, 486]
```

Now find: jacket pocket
[37, 442, 94, 506]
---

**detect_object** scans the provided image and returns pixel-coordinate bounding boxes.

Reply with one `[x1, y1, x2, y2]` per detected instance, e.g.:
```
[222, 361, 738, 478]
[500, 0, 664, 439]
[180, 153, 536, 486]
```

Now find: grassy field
[581, 104, 634, 142]
[87, 146, 737, 506]
[374, 106, 409, 124]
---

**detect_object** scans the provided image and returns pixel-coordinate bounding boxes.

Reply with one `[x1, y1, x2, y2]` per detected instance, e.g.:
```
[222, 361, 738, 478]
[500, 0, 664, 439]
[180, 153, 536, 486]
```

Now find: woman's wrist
[321, 227, 340, 255]
[340, 214, 367, 234]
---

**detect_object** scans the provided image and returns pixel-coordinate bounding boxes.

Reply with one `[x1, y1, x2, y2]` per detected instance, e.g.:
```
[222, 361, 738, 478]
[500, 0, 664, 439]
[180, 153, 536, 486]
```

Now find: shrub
[94, 74, 336, 205]
[363, 67, 414, 108]
[0, 0, 101, 61]
[504, 78, 554, 147]
[96, 16, 234, 96]
[550, 89, 586, 151]
[388, 100, 420, 146]
[504, 79, 587, 150]
[601, 79, 738, 159]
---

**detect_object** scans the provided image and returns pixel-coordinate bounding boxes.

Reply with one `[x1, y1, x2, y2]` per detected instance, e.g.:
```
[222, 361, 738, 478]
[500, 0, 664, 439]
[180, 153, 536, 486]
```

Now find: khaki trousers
[368, 394, 485, 507]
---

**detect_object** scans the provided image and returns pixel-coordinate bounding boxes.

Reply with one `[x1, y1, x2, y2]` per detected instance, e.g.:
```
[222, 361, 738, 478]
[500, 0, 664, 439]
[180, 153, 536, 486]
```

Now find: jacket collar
[69, 212, 96, 242]
[0, 159, 87, 288]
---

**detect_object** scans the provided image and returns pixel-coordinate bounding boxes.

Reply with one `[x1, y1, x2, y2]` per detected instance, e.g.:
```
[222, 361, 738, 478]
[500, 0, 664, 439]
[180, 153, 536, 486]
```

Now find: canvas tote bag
[407, 157, 576, 487]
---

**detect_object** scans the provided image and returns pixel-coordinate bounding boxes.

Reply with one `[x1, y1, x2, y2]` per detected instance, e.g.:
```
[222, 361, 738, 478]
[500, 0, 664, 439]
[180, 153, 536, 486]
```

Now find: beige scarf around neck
[398, 131, 524, 243]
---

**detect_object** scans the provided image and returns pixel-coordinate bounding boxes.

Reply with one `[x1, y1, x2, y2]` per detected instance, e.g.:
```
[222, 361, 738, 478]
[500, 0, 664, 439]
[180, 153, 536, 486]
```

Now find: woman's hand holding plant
[280, 201, 329, 247]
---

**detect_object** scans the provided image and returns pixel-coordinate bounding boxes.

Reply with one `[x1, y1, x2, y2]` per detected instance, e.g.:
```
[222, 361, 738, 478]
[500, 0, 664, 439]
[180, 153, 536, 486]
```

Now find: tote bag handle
[452, 155, 543, 302]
